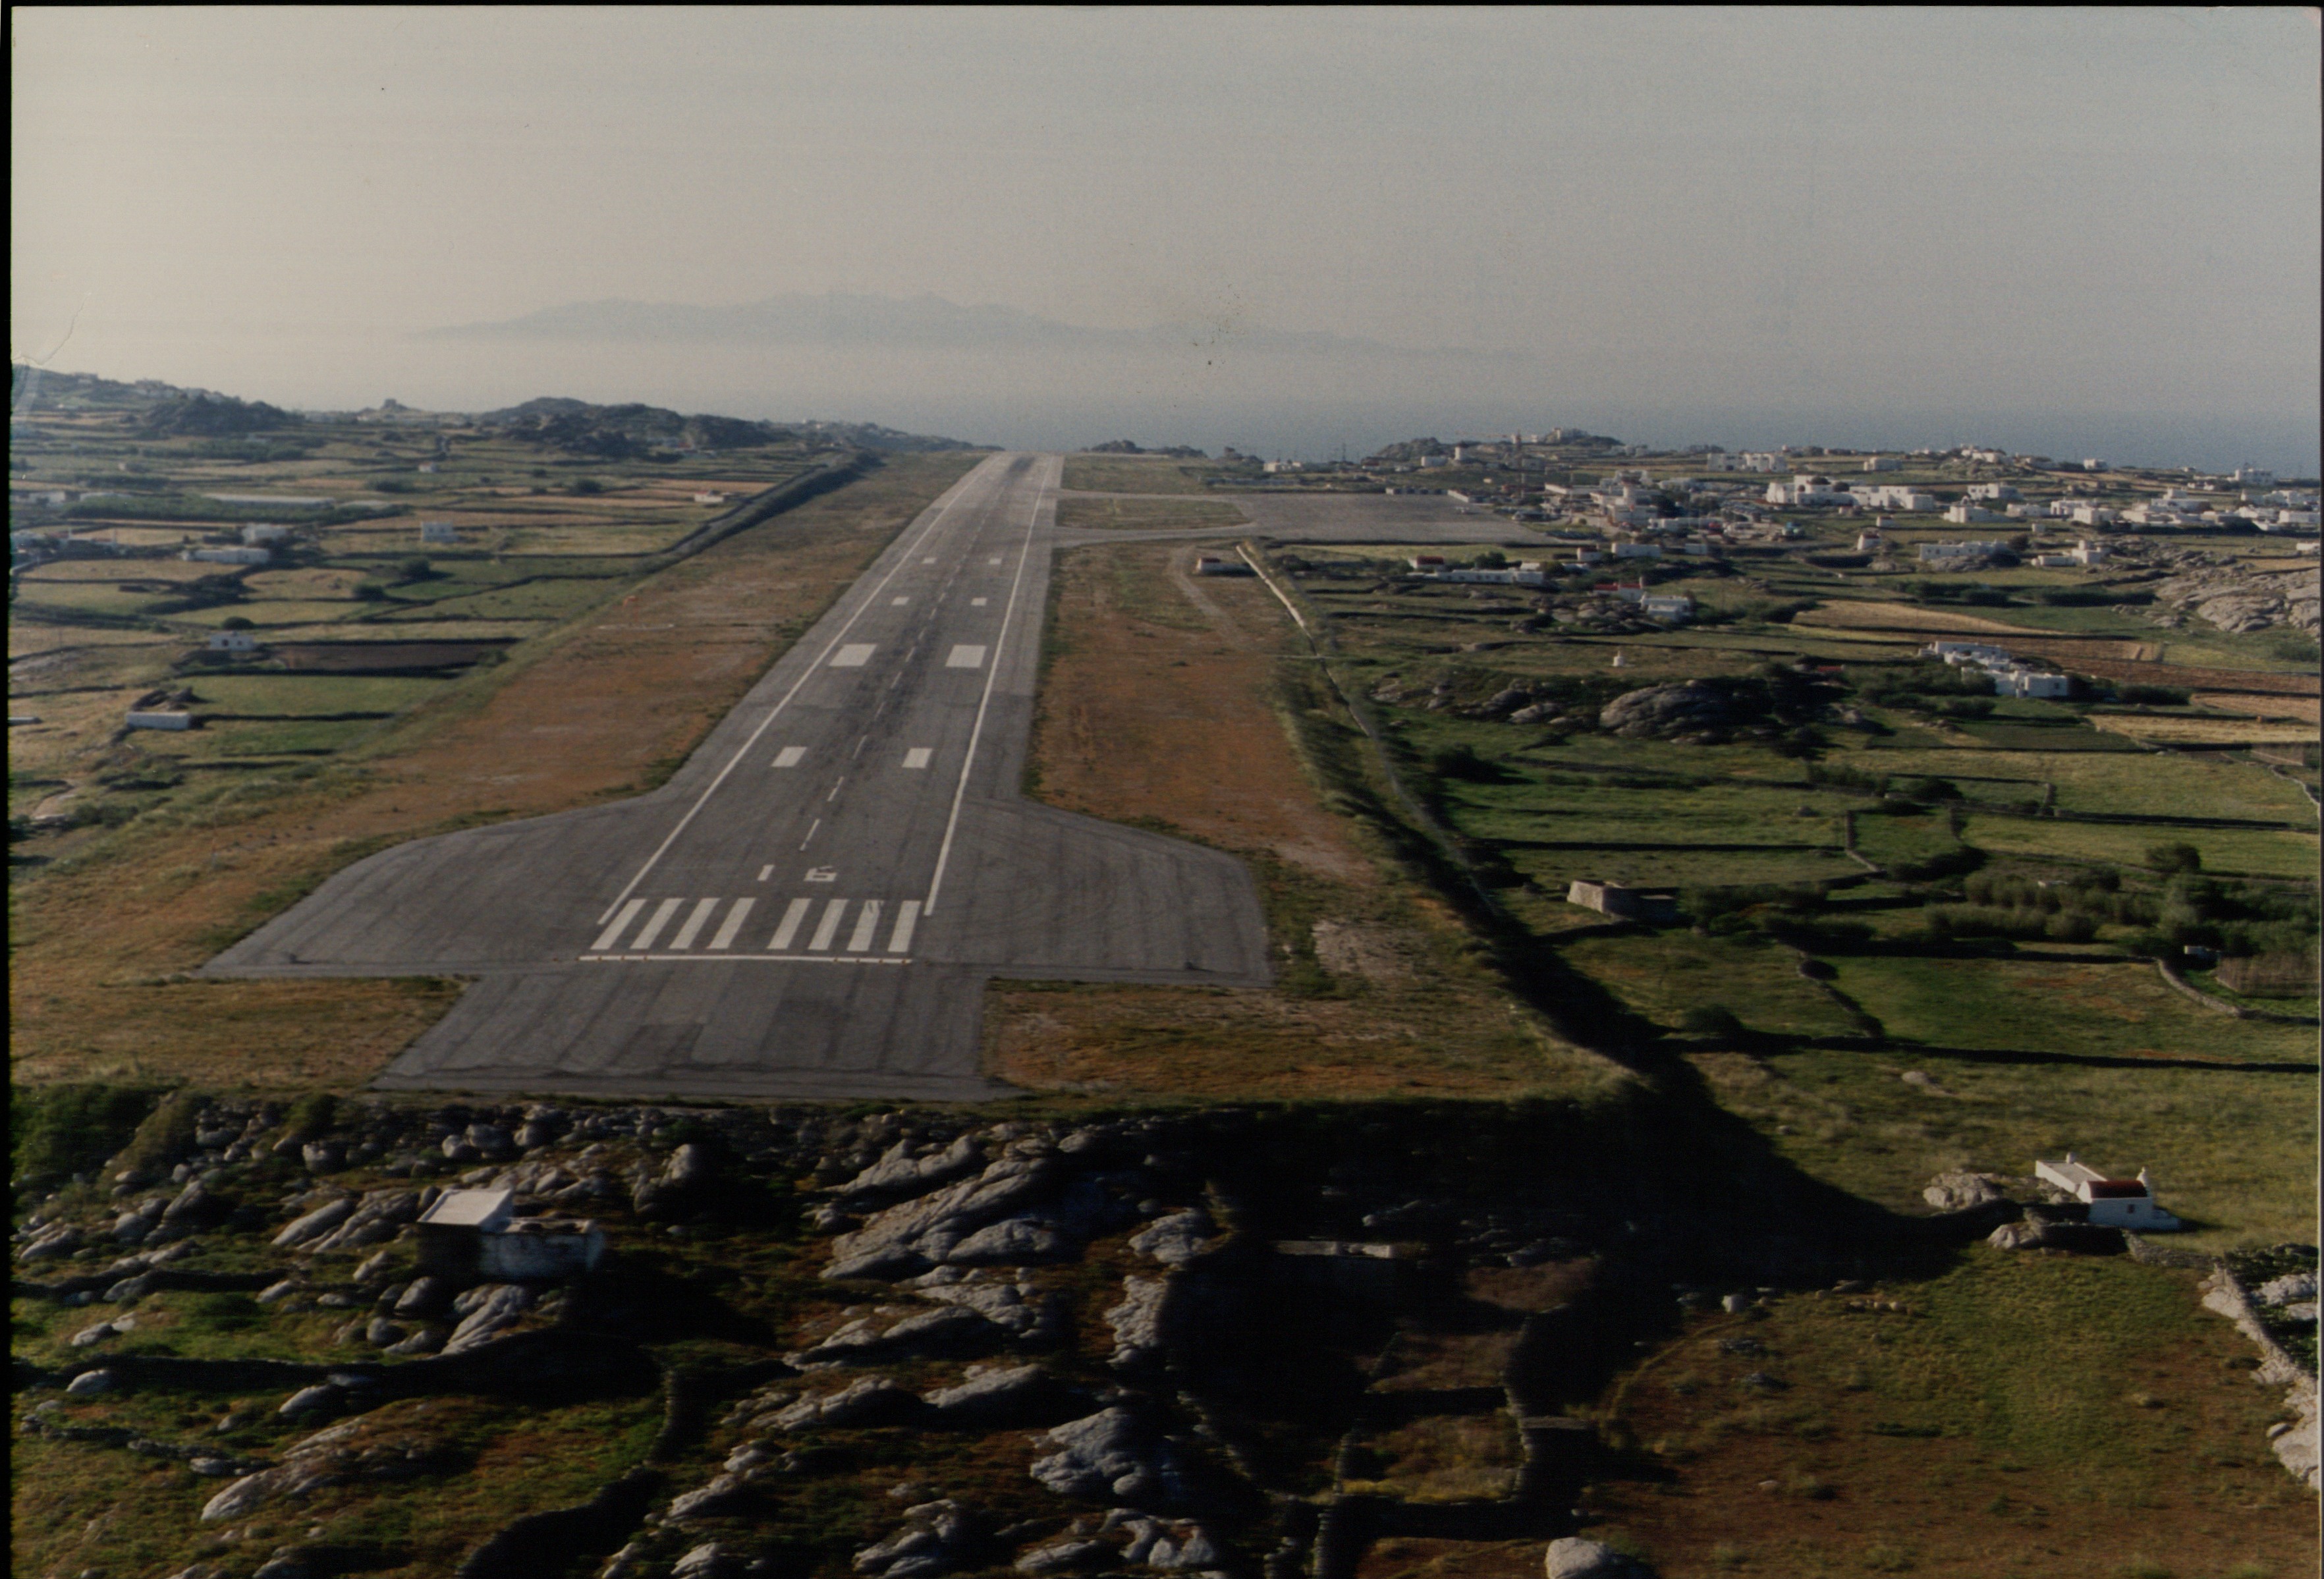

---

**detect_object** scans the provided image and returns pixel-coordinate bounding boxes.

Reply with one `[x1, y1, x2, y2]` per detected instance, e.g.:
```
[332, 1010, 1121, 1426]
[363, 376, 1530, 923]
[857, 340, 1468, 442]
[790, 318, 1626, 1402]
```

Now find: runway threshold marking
[669, 897, 721, 950]
[847, 900, 883, 953]
[926, 455, 1051, 916]
[807, 899, 849, 951]
[630, 897, 685, 950]
[773, 746, 806, 767]
[888, 899, 922, 953]
[592, 460, 993, 925]
[970, 597, 988, 607]
[902, 748, 931, 769]
[708, 898, 756, 950]
[589, 898, 647, 953]
[769, 897, 813, 950]
[831, 644, 876, 668]
[945, 645, 987, 669]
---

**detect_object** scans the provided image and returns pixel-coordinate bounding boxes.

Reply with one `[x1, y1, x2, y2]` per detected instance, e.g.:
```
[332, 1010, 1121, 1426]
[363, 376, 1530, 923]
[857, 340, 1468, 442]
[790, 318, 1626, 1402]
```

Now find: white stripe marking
[891, 596, 910, 605]
[630, 897, 684, 950]
[709, 898, 755, 950]
[946, 645, 987, 669]
[922, 556, 937, 564]
[847, 900, 883, 953]
[593, 460, 989, 924]
[928, 457, 1052, 913]
[669, 897, 719, 950]
[773, 746, 806, 767]
[988, 555, 1003, 565]
[808, 899, 849, 952]
[769, 897, 813, 950]
[970, 597, 988, 607]
[831, 644, 875, 668]
[887, 899, 921, 954]
[590, 898, 646, 953]
[757, 865, 773, 881]
[902, 748, 932, 769]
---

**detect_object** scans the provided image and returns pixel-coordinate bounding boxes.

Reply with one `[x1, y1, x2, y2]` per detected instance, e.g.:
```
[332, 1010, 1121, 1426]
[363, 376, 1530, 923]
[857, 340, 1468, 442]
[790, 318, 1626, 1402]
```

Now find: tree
[2145, 842, 2202, 874]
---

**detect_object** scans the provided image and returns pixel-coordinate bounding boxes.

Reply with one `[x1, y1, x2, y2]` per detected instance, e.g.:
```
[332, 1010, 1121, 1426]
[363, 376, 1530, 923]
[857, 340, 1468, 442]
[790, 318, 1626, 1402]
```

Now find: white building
[1640, 593, 1694, 622]
[1944, 503, 2007, 524]
[184, 546, 272, 566]
[692, 491, 729, 505]
[1766, 476, 1852, 507]
[2081, 458, 2107, 472]
[1739, 453, 1783, 474]
[1263, 459, 1307, 474]
[416, 1188, 605, 1279]
[1966, 483, 2021, 501]
[1857, 485, 1941, 512]
[1855, 530, 1884, 553]
[2232, 466, 2275, 489]
[206, 630, 260, 653]
[1861, 455, 1902, 472]
[239, 524, 292, 545]
[1919, 540, 2007, 562]
[124, 709, 192, 731]
[420, 520, 460, 545]
[1612, 541, 1663, 559]
[2034, 1157, 2184, 1231]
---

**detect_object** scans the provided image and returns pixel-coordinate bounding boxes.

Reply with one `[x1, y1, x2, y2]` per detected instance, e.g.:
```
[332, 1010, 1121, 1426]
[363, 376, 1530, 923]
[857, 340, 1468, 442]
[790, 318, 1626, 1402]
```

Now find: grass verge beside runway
[8, 454, 983, 1091]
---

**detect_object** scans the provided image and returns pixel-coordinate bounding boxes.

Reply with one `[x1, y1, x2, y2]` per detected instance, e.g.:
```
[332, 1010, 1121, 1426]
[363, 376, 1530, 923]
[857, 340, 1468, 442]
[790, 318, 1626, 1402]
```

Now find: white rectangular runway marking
[891, 596, 910, 605]
[946, 645, 987, 669]
[757, 865, 773, 882]
[630, 897, 684, 950]
[773, 746, 806, 767]
[988, 556, 1003, 565]
[769, 897, 813, 951]
[902, 748, 932, 769]
[808, 899, 849, 952]
[846, 900, 883, 953]
[922, 556, 937, 564]
[708, 898, 755, 951]
[830, 645, 875, 668]
[970, 597, 988, 607]
[887, 899, 922, 953]
[669, 897, 719, 950]
[593, 460, 988, 926]
[590, 898, 646, 953]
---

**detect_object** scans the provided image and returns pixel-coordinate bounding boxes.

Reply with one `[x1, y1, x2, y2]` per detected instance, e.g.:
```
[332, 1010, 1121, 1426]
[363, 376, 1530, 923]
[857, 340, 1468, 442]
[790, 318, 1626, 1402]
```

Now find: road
[206, 454, 1270, 1101]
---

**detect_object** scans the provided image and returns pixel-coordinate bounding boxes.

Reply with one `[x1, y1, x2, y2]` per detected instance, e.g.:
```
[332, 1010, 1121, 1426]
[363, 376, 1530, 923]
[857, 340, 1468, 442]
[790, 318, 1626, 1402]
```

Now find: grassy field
[1585, 1251, 2318, 1577]
[1051, 495, 1250, 532]
[9, 452, 983, 1090]
[1057, 454, 1218, 494]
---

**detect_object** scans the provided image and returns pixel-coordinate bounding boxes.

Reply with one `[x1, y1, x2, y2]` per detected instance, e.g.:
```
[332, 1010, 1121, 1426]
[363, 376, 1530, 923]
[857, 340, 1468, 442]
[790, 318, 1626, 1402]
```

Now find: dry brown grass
[2092, 714, 2320, 745]
[8, 455, 982, 1092]
[988, 541, 1616, 1101]
[1052, 495, 1249, 532]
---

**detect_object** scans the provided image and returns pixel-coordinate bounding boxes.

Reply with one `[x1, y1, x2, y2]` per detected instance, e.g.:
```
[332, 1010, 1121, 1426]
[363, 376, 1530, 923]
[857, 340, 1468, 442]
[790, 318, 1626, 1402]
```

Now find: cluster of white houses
[1922, 640, 2073, 700]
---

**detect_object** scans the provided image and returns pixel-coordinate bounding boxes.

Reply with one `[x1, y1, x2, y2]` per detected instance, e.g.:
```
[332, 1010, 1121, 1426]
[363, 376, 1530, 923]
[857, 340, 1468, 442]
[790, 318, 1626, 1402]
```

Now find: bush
[11, 1085, 157, 1185]
[219, 615, 255, 630]
[2145, 842, 2202, 873]
[570, 478, 606, 495]
[396, 557, 435, 583]
[1897, 776, 1962, 801]
[2115, 684, 2189, 706]
[112, 1088, 202, 1179]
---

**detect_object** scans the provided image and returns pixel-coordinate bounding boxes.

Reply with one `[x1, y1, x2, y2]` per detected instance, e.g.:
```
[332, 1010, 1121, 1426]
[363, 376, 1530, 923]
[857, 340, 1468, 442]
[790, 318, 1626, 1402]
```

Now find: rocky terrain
[2145, 552, 2321, 636]
[13, 1092, 2037, 1579]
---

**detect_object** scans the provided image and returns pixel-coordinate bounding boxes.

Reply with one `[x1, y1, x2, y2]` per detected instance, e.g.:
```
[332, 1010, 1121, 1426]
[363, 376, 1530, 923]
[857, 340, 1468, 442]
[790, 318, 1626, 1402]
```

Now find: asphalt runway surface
[207, 454, 1269, 1101]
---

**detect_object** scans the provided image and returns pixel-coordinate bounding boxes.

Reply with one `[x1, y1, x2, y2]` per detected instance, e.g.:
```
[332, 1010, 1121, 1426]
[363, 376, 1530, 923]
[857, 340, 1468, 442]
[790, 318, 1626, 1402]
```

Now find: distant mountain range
[420, 291, 1510, 361]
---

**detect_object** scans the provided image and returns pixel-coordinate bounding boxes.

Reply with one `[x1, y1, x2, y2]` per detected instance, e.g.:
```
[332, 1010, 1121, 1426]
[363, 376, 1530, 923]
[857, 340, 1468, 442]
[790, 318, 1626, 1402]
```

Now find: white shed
[2034, 1156, 2184, 1231]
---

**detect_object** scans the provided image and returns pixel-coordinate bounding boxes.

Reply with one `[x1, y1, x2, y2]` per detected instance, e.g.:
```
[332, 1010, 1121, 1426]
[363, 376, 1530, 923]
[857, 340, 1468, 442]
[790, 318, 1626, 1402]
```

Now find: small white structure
[1944, 503, 2007, 524]
[1640, 594, 1694, 622]
[1192, 554, 1252, 576]
[184, 546, 272, 566]
[240, 523, 292, 545]
[1862, 455, 1902, 472]
[692, 491, 729, 505]
[124, 709, 192, 731]
[1920, 540, 2007, 562]
[416, 1187, 605, 1279]
[206, 630, 260, 653]
[420, 520, 460, 545]
[1565, 879, 1677, 922]
[2080, 458, 2107, 472]
[1858, 485, 1941, 512]
[1407, 555, 1447, 572]
[2035, 1156, 2184, 1231]
[1855, 530, 1884, 553]
[1612, 541, 1663, 559]
[1966, 483, 2022, 502]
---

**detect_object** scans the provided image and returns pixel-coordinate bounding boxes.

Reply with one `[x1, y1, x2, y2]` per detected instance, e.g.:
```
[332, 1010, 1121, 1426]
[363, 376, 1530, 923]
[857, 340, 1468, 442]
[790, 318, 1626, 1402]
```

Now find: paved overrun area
[206, 454, 1269, 1099]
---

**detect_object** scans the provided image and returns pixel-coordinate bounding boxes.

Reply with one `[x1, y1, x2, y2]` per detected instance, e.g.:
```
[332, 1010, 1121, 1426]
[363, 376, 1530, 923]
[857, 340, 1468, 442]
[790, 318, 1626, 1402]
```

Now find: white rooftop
[419, 1188, 515, 1231]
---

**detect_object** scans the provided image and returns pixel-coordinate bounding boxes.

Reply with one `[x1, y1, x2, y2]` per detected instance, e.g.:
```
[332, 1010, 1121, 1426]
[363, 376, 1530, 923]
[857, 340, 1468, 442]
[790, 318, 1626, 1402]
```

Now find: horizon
[13, 9, 2321, 470]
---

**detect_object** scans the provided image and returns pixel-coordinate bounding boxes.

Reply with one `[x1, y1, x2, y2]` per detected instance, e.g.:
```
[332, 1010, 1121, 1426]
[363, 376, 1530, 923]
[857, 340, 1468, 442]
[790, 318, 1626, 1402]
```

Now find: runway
[206, 453, 1271, 1100]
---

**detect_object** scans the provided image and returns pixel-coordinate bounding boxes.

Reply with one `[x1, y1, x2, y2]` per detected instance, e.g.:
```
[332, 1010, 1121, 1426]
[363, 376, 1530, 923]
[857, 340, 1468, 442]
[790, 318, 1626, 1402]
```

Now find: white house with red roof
[2035, 1155, 2184, 1231]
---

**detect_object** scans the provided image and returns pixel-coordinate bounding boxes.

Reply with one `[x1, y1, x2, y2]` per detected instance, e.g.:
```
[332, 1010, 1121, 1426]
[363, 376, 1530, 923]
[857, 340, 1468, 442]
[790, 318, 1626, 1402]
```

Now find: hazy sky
[13, 7, 2321, 468]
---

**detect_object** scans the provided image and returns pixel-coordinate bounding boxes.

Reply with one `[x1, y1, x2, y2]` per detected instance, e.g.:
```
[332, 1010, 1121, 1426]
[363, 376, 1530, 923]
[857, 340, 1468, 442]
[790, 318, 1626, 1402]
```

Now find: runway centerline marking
[945, 645, 987, 669]
[800, 817, 821, 849]
[825, 777, 845, 802]
[594, 462, 988, 924]
[927, 456, 1051, 914]
[830, 644, 875, 668]
[902, 748, 931, 769]
[772, 746, 806, 768]
[767, 897, 812, 951]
